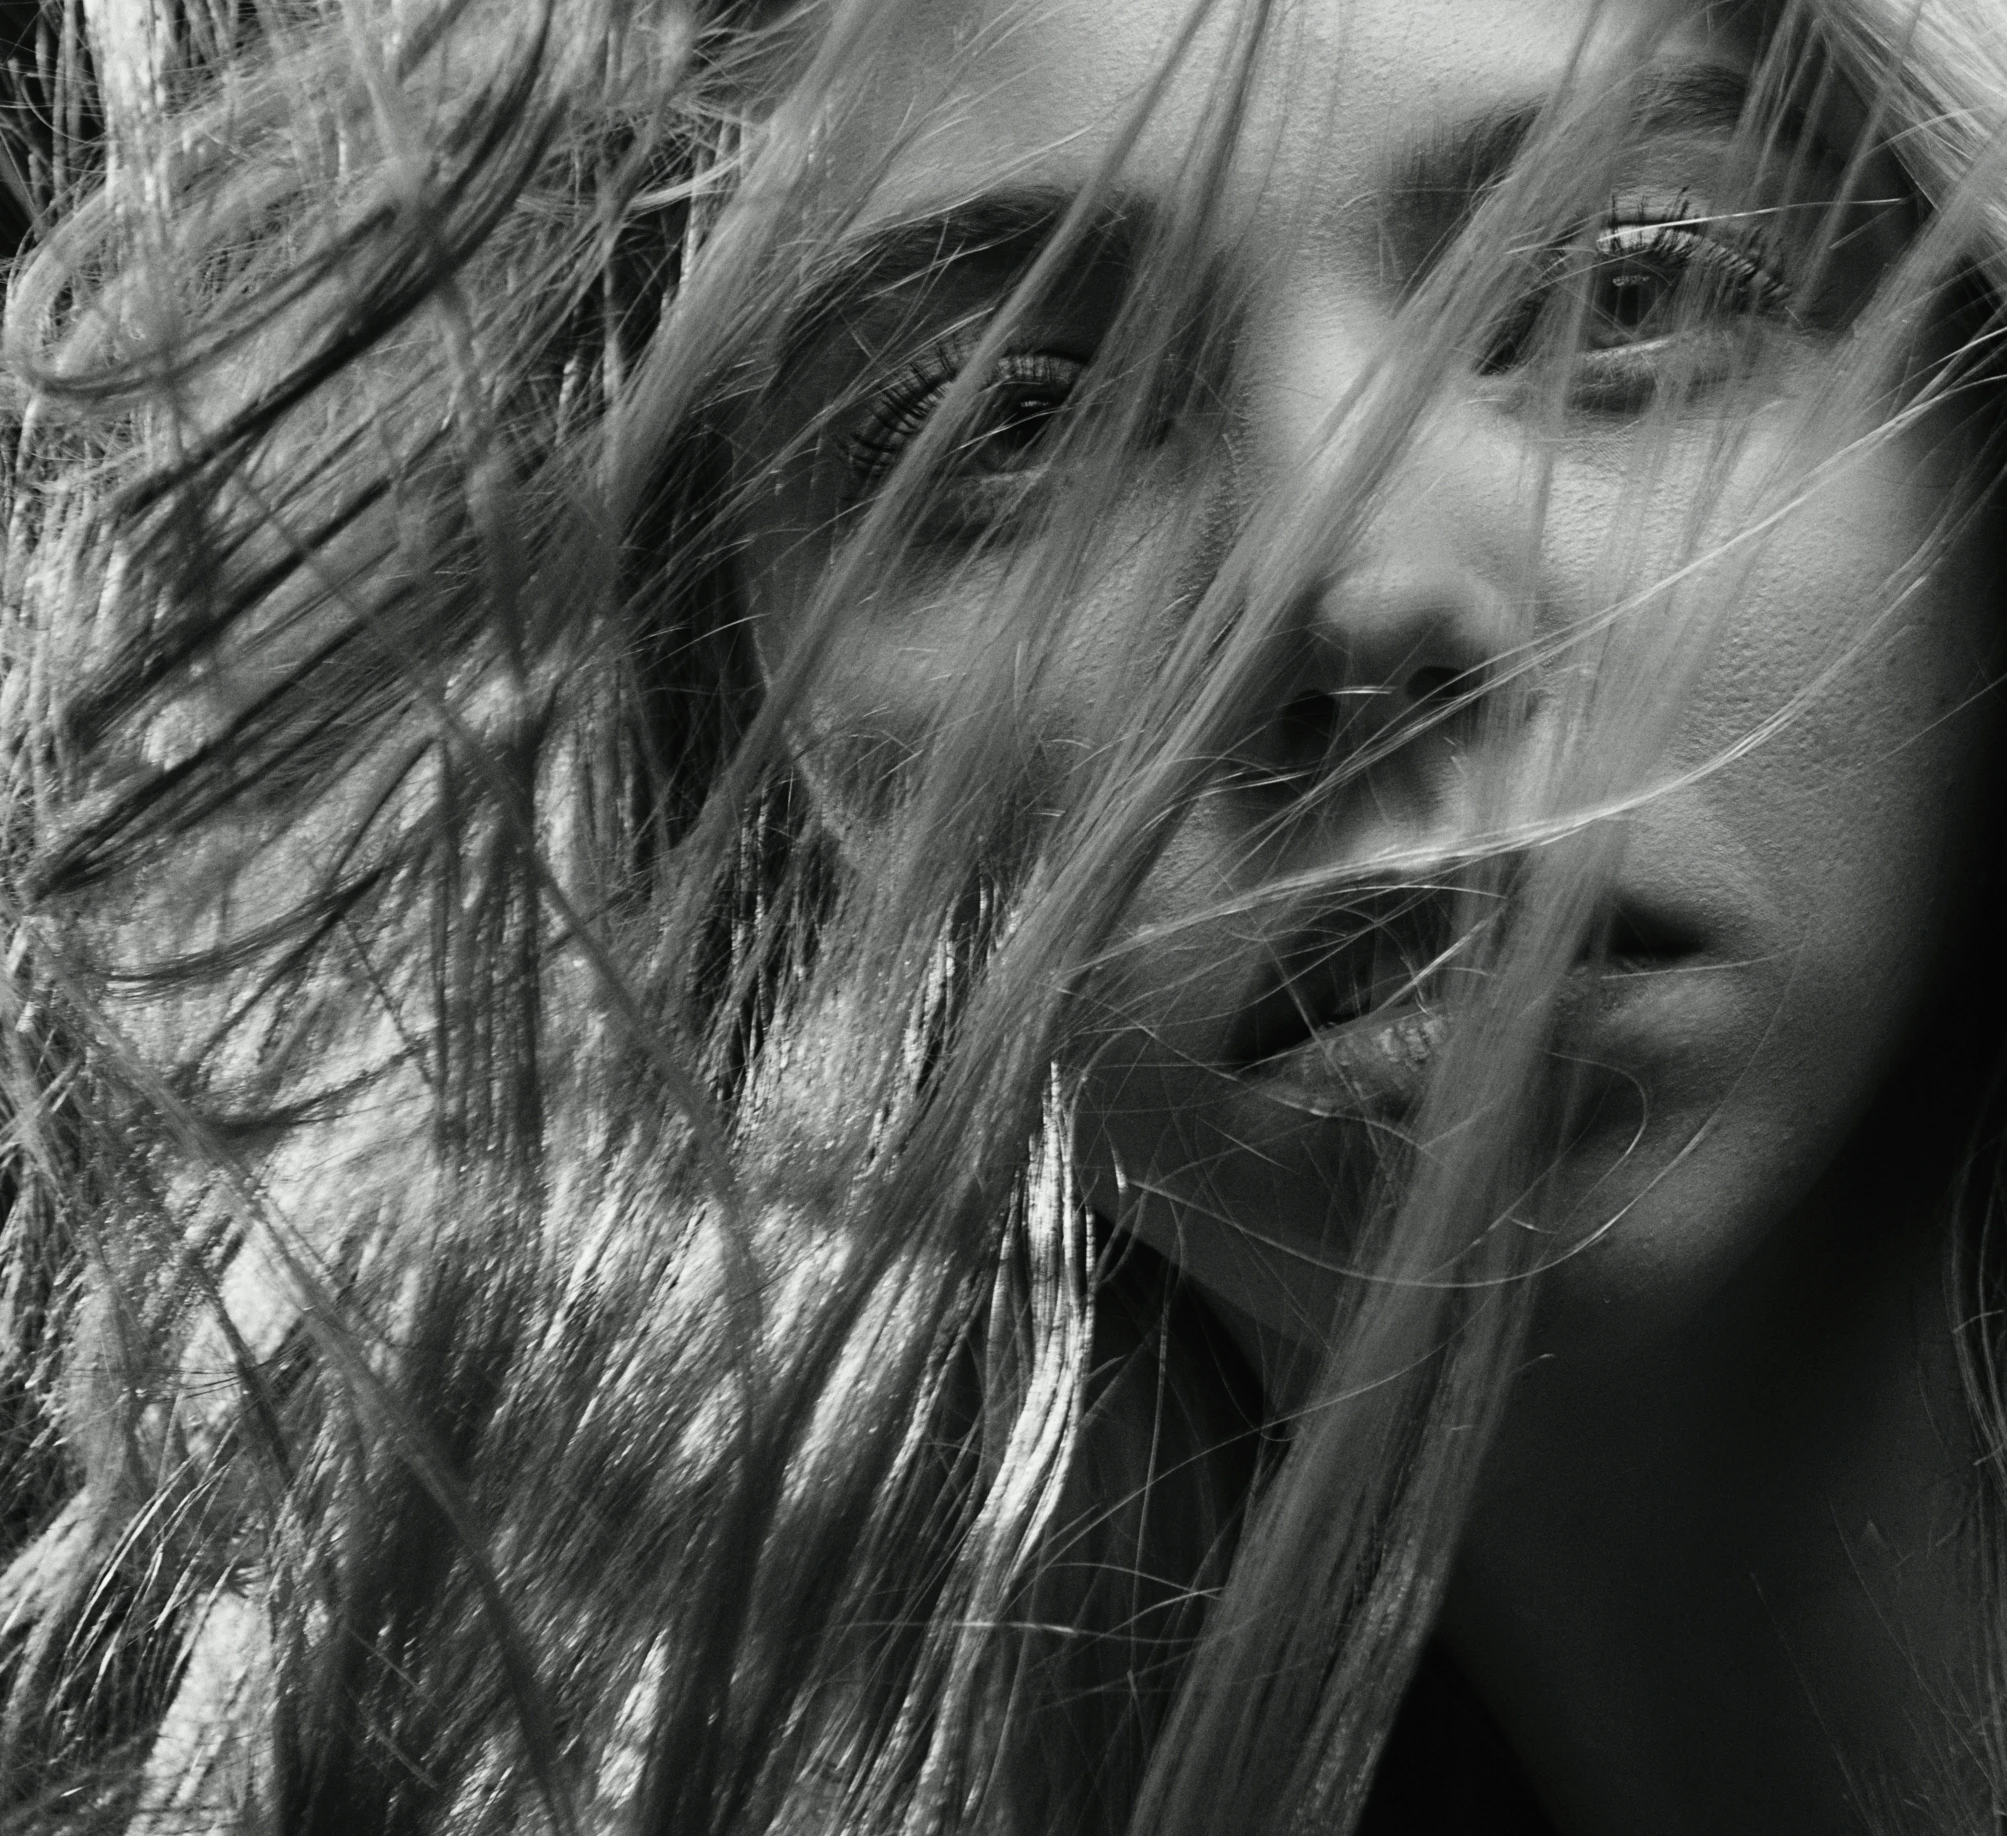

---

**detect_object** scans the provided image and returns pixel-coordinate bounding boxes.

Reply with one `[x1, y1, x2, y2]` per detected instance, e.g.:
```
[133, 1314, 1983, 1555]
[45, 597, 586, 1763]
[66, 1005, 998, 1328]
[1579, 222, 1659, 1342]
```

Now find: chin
[1510, 1079, 1891, 1359]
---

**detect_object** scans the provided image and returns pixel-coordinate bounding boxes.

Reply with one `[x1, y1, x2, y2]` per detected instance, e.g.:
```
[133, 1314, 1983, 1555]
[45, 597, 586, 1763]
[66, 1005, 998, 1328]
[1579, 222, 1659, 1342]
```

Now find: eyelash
[838, 194, 1796, 497]
[1484, 192, 1798, 393]
[844, 343, 1088, 492]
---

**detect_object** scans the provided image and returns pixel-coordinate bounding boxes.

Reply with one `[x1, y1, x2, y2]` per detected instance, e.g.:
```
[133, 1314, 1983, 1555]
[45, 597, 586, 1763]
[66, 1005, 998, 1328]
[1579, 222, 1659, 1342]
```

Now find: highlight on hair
[0, 0, 2003, 1832]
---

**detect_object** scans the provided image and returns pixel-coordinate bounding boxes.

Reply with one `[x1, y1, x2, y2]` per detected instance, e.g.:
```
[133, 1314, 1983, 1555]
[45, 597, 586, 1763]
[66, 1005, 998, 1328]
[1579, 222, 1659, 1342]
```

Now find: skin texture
[740, 0, 2006, 1828]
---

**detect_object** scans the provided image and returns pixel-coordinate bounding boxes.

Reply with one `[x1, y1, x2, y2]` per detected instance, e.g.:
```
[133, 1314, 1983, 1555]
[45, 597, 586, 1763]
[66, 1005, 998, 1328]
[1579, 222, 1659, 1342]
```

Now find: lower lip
[1248, 958, 1692, 1120]
[1252, 1005, 1447, 1120]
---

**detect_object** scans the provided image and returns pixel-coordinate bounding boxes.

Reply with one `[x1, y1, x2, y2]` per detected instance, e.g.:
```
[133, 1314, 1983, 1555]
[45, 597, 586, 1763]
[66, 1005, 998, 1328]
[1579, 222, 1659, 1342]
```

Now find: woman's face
[741, 0, 2005, 1355]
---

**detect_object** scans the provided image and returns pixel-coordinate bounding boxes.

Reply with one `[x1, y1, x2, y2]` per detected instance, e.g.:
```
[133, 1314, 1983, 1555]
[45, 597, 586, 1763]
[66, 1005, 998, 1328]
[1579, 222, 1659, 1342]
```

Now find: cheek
[739, 492, 1207, 820]
[1071, 808, 1257, 1104]
[1530, 441, 2006, 1336]
[1089, 440, 2007, 1353]
[1680, 450, 2002, 991]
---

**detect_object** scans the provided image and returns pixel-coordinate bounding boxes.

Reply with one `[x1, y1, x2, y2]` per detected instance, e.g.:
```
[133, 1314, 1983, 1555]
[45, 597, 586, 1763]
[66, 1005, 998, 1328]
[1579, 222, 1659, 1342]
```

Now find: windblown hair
[1, 1, 2005, 1833]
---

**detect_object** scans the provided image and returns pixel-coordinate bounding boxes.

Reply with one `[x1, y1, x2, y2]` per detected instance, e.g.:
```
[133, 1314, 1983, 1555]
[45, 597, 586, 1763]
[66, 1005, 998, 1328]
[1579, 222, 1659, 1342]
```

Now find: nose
[1237, 297, 1535, 806]
[1255, 550, 1524, 797]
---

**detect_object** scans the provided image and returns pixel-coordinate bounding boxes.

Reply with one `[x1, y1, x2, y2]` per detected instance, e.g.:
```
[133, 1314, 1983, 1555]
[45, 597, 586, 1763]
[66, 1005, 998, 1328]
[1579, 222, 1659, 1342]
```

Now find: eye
[845, 344, 1088, 492]
[1481, 191, 1798, 404]
[1581, 197, 1793, 347]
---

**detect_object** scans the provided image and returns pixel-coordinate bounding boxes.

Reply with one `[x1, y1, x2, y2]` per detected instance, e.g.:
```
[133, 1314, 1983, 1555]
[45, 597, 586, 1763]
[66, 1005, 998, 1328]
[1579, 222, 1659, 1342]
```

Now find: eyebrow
[773, 63, 1801, 368]
[1392, 64, 1764, 221]
[774, 188, 1111, 372]
[1379, 58, 1872, 289]
[1629, 60, 1765, 141]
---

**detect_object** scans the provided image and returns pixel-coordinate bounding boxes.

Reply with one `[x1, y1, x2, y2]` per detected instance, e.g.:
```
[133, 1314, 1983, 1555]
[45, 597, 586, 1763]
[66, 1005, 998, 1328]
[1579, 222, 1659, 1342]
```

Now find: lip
[1231, 890, 1460, 1121]
[1254, 1002, 1448, 1119]
[1240, 897, 1706, 1121]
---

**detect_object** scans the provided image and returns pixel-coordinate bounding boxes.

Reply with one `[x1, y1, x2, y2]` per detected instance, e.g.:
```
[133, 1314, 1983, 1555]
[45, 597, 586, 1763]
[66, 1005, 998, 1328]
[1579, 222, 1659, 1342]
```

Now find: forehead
[832, 0, 1740, 219]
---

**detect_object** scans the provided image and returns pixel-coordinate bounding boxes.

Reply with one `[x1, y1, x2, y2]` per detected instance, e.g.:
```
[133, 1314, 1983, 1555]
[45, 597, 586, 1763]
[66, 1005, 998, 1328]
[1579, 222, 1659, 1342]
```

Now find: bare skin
[742, 0, 2007, 1826]
[1440, 1049, 1989, 1833]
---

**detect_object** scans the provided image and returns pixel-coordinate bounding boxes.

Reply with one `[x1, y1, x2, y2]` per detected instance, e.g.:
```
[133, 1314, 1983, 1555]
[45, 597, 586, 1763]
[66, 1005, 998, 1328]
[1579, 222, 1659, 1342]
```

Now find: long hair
[1, 1, 2005, 1833]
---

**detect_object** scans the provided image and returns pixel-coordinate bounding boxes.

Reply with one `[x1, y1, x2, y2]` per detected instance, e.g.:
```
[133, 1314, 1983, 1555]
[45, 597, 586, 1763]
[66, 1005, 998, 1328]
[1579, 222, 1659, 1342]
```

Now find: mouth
[1232, 895, 1460, 1121]
[1596, 904, 1699, 974]
[1236, 896, 1699, 1121]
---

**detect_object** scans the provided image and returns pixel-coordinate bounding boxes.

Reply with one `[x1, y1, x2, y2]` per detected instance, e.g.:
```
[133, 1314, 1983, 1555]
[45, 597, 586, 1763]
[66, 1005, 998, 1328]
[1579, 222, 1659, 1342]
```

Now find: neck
[1439, 1065, 1993, 1836]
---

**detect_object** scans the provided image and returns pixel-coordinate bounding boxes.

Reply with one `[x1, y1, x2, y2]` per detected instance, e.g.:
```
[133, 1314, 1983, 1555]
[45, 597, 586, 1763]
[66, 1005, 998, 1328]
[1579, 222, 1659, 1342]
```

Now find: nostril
[1249, 656, 1493, 793]
[1404, 664, 1469, 707]
[1271, 691, 1343, 774]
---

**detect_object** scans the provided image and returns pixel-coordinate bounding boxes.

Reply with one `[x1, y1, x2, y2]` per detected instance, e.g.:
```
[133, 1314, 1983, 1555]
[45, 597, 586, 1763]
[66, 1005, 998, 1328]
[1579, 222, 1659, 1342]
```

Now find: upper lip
[1588, 901, 1705, 969]
[1232, 888, 1702, 1069]
[1231, 891, 1463, 1068]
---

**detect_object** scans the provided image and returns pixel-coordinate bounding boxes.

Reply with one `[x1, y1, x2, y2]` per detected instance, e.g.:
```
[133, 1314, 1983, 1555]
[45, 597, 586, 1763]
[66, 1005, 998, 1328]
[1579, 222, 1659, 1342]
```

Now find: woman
[2, 0, 2004, 1829]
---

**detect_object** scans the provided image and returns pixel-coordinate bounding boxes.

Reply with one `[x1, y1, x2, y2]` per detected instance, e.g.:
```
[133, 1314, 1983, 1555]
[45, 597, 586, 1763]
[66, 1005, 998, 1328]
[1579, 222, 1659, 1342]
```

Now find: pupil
[1602, 264, 1668, 332]
[979, 389, 1061, 462]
